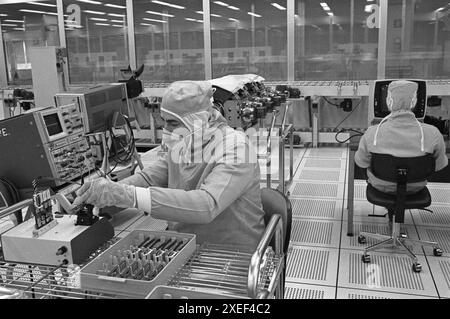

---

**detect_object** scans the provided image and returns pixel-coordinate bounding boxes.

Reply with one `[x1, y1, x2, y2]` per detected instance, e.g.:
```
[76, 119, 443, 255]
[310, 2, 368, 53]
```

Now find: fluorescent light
[65, 20, 82, 28]
[327, 12, 333, 16]
[77, 0, 103, 4]
[151, 1, 185, 9]
[248, 12, 262, 18]
[140, 23, 154, 26]
[19, 9, 57, 15]
[13, 28, 25, 31]
[108, 13, 125, 17]
[111, 24, 124, 27]
[143, 17, 167, 23]
[95, 23, 110, 26]
[185, 18, 196, 21]
[110, 19, 124, 23]
[320, 2, 328, 7]
[0, 14, 7, 17]
[4, 19, 24, 23]
[228, 6, 239, 10]
[89, 17, 108, 21]
[104, 4, 126, 9]
[196, 11, 221, 17]
[364, 5, 372, 12]
[271, 3, 286, 10]
[214, 1, 229, 7]
[0, 24, 18, 27]
[228, 18, 238, 22]
[197, 20, 203, 23]
[30, 2, 57, 7]
[84, 10, 106, 15]
[146, 10, 174, 17]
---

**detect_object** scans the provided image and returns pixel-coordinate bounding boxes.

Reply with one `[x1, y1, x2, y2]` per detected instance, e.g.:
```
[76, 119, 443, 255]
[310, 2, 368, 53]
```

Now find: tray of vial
[80, 230, 196, 298]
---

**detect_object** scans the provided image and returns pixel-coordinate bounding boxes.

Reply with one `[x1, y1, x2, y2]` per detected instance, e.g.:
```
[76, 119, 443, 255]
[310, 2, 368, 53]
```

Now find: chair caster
[358, 235, 366, 245]
[433, 248, 443, 257]
[412, 262, 422, 273]
[362, 254, 371, 263]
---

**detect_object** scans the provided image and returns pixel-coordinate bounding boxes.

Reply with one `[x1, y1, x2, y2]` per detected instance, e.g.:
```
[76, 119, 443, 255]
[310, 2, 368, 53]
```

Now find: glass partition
[63, 0, 129, 84]
[0, 0, 59, 85]
[210, 0, 287, 80]
[133, 0, 205, 83]
[295, 0, 379, 80]
[386, 0, 450, 79]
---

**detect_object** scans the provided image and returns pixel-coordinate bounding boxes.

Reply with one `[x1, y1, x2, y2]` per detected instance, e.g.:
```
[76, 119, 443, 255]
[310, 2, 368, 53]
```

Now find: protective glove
[72, 178, 136, 209]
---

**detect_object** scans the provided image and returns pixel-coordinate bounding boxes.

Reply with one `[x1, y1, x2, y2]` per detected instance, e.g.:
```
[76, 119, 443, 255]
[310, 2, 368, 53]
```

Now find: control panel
[47, 134, 94, 181]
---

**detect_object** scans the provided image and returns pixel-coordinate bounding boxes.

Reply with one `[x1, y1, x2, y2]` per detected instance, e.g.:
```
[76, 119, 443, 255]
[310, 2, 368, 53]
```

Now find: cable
[322, 97, 341, 107]
[333, 98, 363, 131]
[335, 128, 364, 144]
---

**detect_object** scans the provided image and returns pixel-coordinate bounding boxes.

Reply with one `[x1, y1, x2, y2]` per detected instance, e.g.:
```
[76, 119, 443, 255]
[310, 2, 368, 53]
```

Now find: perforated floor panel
[416, 227, 450, 257]
[426, 256, 450, 298]
[344, 200, 415, 225]
[290, 219, 341, 249]
[340, 222, 420, 254]
[411, 205, 450, 227]
[336, 287, 437, 299]
[338, 249, 438, 297]
[285, 283, 336, 299]
[296, 170, 344, 183]
[285, 246, 338, 286]
[290, 182, 344, 199]
[305, 148, 347, 159]
[302, 158, 345, 170]
[428, 187, 450, 204]
[290, 199, 342, 220]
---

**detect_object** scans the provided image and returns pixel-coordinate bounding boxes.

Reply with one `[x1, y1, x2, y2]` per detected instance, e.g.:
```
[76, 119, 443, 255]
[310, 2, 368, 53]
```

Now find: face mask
[162, 127, 202, 150]
[162, 128, 184, 150]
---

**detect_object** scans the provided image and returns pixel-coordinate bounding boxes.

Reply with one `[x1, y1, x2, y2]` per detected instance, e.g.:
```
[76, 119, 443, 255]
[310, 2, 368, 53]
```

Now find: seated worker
[355, 80, 448, 194]
[74, 81, 265, 252]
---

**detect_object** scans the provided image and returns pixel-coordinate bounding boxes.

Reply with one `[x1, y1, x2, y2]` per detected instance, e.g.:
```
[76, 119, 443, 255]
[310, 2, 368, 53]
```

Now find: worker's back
[162, 122, 265, 252]
[355, 112, 448, 194]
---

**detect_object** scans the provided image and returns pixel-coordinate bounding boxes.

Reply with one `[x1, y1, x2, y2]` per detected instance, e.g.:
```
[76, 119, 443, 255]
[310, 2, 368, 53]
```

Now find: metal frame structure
[0, 0, 391, 88]
[262, 102, 294, 195]
[0, 195, 285, 299]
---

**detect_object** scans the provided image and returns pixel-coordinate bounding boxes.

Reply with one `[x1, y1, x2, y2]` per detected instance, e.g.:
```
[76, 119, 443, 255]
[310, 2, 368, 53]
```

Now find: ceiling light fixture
[247, 12, 262, 17]
[84, 10, 106, 15]
[77, 0, 103, 4]
[143, 17, 167, 23]
[104, 4, 126, 9]
[271, 3, 286, 10]
[19, 9, 57, 15]
[151, 0, 185, 10]
[146, 10, 174, 17]
[30, 2, 57, 7]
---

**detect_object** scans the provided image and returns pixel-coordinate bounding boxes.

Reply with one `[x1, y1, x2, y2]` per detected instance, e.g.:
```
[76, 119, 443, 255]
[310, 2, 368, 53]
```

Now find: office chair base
[359, 230, 442, 272]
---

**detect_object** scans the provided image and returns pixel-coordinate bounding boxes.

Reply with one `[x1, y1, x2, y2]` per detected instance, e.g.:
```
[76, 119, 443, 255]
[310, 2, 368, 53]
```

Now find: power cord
[333, 98, 363, 131]
[335, 128, 364, 143]
[322, 96, 341, 108]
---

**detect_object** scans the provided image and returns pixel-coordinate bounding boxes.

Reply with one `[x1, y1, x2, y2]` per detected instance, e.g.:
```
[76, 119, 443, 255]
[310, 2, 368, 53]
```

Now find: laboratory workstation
[0, 0, 450, 302]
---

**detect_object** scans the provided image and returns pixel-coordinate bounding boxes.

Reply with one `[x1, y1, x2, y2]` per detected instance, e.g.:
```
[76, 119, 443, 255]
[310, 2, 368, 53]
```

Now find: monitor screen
[373, 80, 427, 119]
[43, 113, 63, 136]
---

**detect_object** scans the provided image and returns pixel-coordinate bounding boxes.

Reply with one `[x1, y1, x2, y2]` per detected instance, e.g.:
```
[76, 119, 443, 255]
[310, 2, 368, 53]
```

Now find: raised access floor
[285, 146, 450, 299]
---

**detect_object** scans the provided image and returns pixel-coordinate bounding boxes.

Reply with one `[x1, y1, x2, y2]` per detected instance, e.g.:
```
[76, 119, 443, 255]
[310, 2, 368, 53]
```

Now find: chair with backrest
[358, 153, 443, 273]
[260, 187, 292, 297]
